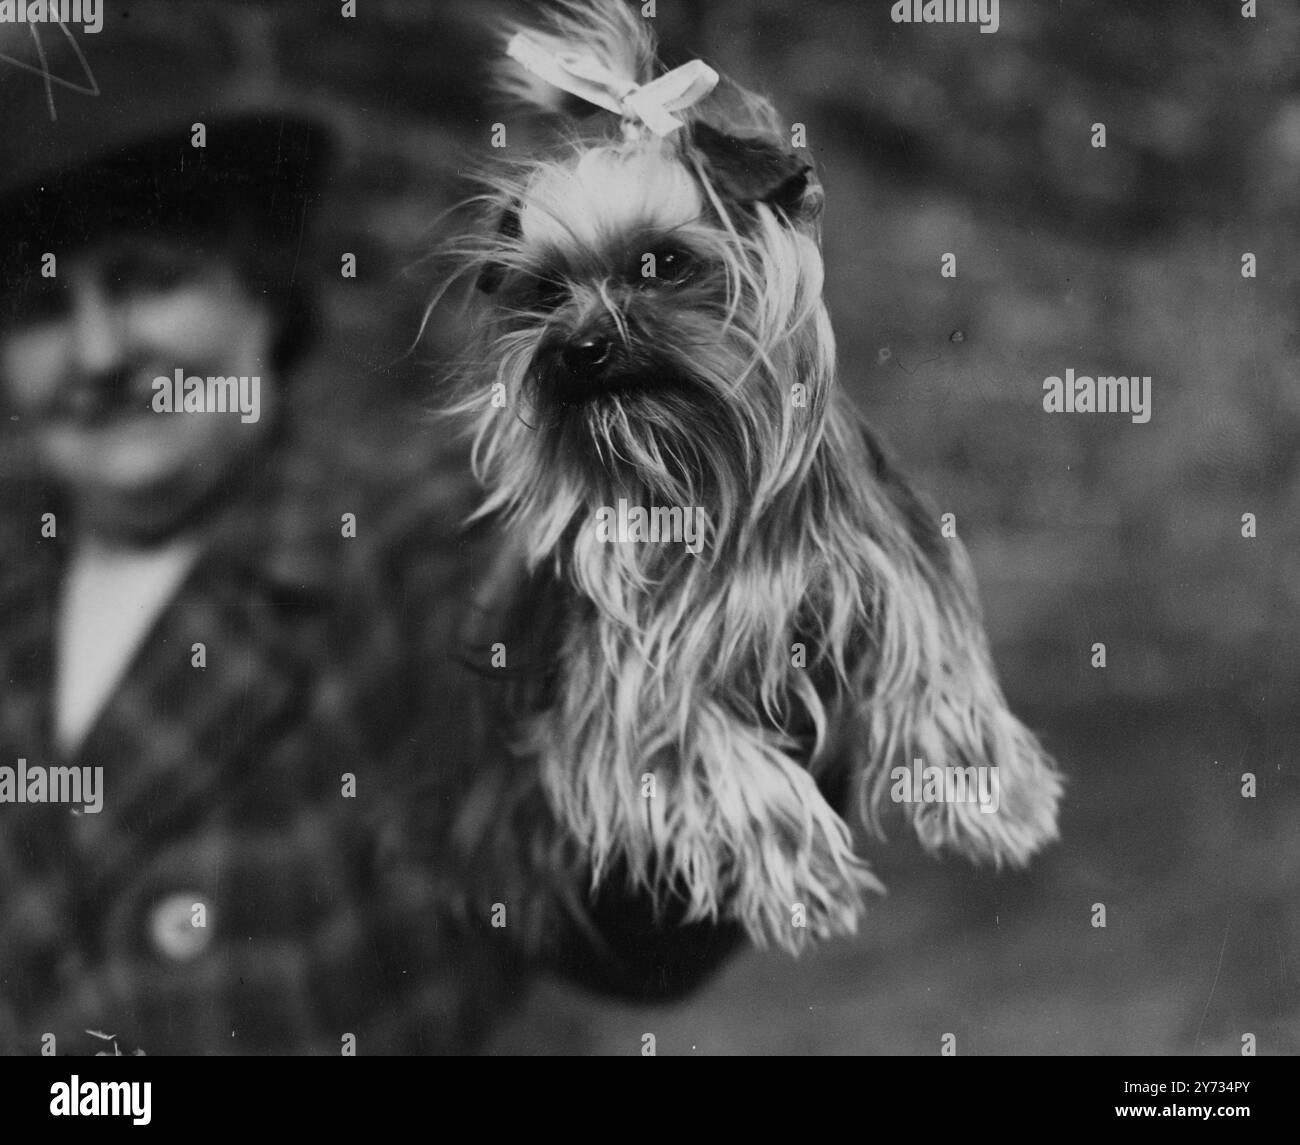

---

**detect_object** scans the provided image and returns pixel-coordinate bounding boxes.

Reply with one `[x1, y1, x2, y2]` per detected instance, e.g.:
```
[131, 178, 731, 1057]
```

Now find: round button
[148, 892, 214, 962]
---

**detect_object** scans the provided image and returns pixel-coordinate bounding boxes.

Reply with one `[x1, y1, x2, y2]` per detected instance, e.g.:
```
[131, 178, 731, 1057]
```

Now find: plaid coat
[0, 427, 739, 1055]
[0, 429, 542, 1055]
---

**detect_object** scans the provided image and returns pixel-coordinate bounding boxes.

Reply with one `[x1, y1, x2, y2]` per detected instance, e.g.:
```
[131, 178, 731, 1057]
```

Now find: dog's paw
[877, 702, 1063, 869]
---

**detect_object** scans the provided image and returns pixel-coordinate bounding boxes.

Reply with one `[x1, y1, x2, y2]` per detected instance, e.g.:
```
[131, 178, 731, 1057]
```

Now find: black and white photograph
[0, 0, 1294, 1114]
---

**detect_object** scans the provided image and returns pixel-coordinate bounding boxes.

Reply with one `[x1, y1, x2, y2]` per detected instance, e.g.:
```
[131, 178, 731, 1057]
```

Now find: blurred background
[5, 0, 1296, 1053]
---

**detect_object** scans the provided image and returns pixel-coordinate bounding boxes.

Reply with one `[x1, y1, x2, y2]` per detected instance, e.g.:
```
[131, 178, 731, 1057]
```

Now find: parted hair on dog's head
[442, 0, 1062, 952]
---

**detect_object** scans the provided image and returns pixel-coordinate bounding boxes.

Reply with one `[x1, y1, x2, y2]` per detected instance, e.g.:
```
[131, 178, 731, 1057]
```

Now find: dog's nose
[537, 320, 625, 402]
[561, 334, 612, 376]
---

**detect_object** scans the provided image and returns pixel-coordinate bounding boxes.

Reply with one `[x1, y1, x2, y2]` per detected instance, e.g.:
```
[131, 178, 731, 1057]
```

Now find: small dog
[444, 0, 1061, 951]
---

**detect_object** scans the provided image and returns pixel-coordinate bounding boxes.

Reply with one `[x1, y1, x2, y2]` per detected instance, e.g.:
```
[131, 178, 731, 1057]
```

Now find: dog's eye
[638, 246, 696, 286]
[519, 274, 567, 312]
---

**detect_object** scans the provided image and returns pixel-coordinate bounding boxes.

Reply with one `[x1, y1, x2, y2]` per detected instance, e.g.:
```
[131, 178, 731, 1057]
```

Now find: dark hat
[0, 2, 333, 268]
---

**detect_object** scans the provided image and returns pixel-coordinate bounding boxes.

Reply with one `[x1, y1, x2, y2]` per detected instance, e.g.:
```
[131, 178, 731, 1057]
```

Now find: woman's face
[0, 233, 277, 539]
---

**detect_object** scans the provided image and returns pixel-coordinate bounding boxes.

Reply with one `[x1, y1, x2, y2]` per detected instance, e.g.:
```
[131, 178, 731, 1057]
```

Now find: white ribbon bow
[506, 31, 719, 137]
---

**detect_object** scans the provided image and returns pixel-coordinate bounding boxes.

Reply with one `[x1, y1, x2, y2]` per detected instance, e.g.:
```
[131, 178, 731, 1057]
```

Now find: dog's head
[456, 1, 832, 561]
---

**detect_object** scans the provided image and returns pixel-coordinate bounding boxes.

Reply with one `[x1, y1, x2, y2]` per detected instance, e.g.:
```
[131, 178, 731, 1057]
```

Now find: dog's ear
[690, 122, 821, 220]
[476, 203, 522, 294]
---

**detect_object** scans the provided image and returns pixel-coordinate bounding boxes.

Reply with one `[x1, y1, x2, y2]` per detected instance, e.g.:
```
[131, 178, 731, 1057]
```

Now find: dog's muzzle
[535, 317, 634, 403]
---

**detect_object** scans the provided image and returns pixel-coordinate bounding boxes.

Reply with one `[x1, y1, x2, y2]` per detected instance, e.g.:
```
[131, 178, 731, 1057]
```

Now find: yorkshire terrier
[443, 0, 1061, 952]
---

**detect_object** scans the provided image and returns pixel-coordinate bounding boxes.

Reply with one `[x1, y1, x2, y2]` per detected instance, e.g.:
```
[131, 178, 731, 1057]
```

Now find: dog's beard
[525, 324, 773, 525]
[454, 187, 1060, 953]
